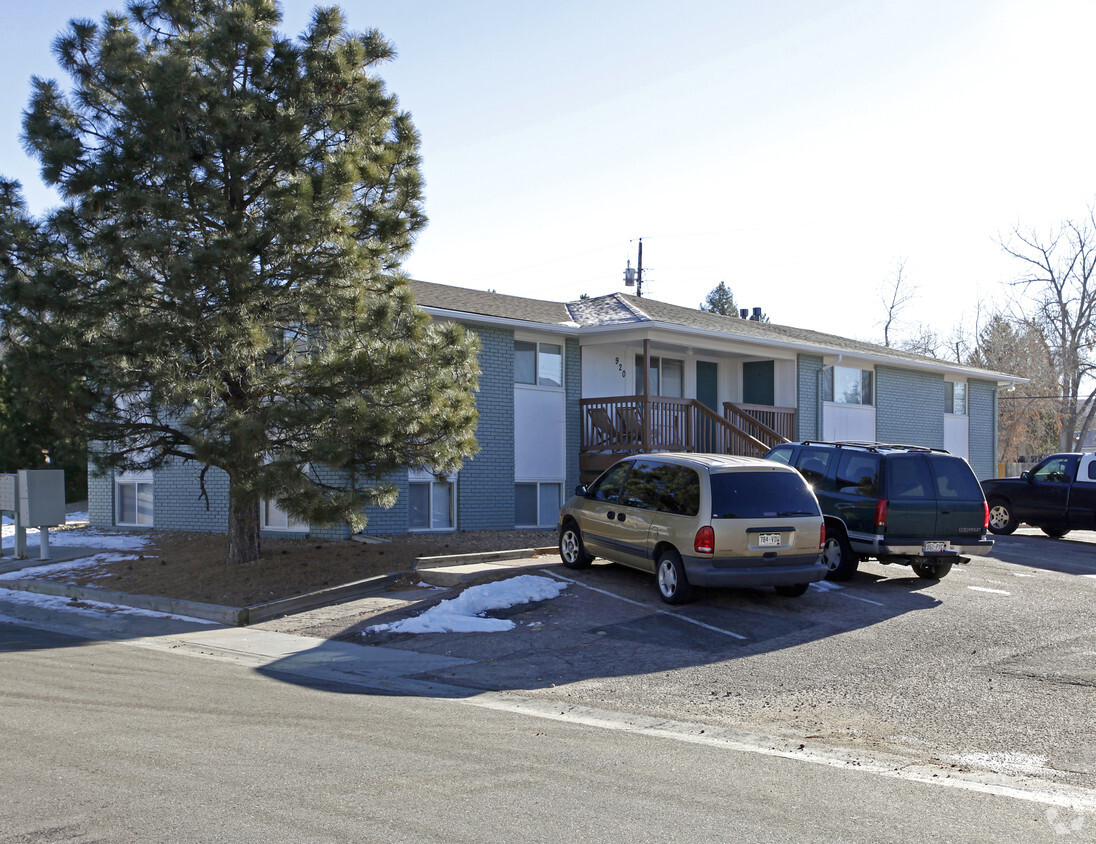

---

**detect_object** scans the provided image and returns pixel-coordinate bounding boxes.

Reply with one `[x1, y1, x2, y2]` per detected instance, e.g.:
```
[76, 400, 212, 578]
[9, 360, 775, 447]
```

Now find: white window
[515, 340, 563, 387]
[261, 499, 308, 532]
[945, 381, 967, 415]
[515, 482, 562, 527]
[634, 355, 684, 397]
[823, 366, 874, 406]
[115, 472, 153, 526]
[409, 470, 456, 531]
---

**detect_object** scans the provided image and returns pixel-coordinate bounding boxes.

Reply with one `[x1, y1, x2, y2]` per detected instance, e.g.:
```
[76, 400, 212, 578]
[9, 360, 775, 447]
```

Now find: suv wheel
[987, 499, 1017, 535]
[1041, 525, 1070, 539]
[656, 549, 694, 604]
[558, 522, 593, 569]
[822, 528, 859, 581]
[912, 560, 953, 580]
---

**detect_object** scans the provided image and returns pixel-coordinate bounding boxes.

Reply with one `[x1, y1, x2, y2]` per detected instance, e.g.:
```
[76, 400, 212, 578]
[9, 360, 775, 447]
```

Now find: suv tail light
[983, 500, 989, 530]
[819, 522, 826, 550]
[694, 525, 715, 554]
[874, 499, 888, 530]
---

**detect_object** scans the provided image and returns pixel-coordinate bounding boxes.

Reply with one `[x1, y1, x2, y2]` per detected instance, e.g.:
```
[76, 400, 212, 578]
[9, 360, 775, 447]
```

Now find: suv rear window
[885, 455, 935, 500]
[710, 471, 820, 519]
[929, 455, 984, 499]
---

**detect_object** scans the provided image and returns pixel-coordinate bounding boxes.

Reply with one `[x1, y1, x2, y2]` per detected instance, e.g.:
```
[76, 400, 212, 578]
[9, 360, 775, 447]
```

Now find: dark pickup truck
[981, 453, 1096, 537]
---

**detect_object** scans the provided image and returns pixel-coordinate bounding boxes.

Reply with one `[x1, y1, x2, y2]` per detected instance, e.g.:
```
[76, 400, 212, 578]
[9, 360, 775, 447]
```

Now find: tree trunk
[227, 486, 261, 565]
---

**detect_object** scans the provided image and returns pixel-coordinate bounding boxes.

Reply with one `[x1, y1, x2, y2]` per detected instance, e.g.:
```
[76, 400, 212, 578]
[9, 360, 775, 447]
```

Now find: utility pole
[623, 237, 645, 297]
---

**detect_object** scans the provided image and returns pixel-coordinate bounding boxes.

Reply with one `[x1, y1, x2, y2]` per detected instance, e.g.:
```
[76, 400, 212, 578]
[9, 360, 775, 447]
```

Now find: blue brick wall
[796, 354, 822, 440]
[967, 379, 997, 479]
[154, 457, 230, 532]
[87, 463, 113, 527]
[457, 324, 516, 530]
[875, 366, 945, 448]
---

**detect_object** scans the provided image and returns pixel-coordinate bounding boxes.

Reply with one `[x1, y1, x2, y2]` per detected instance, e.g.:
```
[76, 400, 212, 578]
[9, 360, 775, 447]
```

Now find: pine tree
[1, 1, 480, 564]
[700, 281, 738, 315]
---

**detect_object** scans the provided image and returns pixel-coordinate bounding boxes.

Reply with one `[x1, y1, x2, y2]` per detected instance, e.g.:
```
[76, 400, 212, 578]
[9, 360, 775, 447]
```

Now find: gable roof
[410, 282, 1021, 384]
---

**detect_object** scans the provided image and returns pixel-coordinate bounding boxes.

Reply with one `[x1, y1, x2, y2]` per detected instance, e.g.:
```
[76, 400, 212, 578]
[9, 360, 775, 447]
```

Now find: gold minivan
[558, 453, 826, 604]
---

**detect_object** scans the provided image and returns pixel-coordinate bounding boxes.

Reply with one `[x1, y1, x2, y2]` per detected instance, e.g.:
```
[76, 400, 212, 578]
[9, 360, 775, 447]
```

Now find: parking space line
[968, 586, 1011, 595]
[834, 592, 885, 607]
[541, 569, 748, 640]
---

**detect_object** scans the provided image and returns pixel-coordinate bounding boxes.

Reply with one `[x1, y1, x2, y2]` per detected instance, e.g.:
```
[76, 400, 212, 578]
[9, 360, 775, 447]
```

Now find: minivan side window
[620, 461, 658, 509]
[886, 455, 934, 500]
[836, 452, 880, 497]
[589, 461, 632, 503]
[650, 462, 700, 516]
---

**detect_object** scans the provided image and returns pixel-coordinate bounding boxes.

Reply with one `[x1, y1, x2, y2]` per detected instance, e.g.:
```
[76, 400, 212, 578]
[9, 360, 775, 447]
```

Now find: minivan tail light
[819, 522, 826, 550]
[694, 526, 715, 555]
[874, 499, 888, 530]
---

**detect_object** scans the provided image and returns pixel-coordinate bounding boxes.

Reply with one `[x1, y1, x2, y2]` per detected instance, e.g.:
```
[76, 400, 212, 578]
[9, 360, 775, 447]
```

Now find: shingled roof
[410, 282, 1019, 382]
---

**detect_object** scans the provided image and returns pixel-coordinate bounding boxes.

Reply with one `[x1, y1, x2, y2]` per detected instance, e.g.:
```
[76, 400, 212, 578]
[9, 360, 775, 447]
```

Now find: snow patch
[0, 587, 216, 624]
[366, 574, 567, 634]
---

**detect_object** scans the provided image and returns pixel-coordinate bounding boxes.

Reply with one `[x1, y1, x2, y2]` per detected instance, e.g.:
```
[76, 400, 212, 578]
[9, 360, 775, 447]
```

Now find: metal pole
[636, 238, 643, 298]
[39, 525, 50, 561]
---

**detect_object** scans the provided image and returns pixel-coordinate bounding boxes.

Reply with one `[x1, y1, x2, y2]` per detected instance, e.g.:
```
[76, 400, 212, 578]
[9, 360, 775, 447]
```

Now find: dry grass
[38, 528, 558, 607]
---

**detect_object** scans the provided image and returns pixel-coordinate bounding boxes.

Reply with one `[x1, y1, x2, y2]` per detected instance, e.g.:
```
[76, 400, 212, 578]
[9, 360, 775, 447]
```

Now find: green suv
[765, 441, 992, 581]
[558, 453, 826, 604]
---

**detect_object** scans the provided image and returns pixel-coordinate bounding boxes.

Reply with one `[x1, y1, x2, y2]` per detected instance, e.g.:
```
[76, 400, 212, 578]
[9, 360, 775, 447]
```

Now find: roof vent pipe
[751, 307, 762, 321]
[739, 308, 749, 319]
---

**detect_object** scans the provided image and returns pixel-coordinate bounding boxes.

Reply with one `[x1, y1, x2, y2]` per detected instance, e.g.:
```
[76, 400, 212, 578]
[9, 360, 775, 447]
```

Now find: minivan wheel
[656, 549, 694, 604]
[912, 561, 953, 579]
[987, 499, 1017, 535]
[822, 529, 858, 581]
[559, 522, 593, 569]
[774, 582, 809, 597]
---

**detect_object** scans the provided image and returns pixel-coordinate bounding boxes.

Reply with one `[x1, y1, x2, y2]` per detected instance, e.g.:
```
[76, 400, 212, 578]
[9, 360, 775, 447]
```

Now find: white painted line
[542, 569, 748, 640]
[968, 586, 1011, 596]
[464, 692, 1096, 812]
[1012, 573, 1037, 578]
[835, 592, 885, 607]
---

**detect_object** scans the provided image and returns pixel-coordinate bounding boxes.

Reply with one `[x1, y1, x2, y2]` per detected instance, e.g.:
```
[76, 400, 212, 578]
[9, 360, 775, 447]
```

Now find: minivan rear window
[710, 471, 820, 519]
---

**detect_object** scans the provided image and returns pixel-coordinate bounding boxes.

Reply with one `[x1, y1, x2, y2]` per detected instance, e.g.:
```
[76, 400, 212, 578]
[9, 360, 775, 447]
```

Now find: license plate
[922, 541, 947, 553]
[758, 532, 781, 547]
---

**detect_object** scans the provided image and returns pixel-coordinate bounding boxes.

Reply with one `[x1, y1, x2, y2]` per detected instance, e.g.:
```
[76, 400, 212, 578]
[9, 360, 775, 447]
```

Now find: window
[409, 471, 456, 530]
[886, 455, 934, 500]
[945, 382, 967, 415]
[793, 447, 835, 487]
[515, 340, 563, 387]
[262, 498, 307, 532]
[822, 366, 874, 406]
[588, 461, 632, 503]
[115, 473, 153, 526]
[515, 482, 562, 527]
[929, 456, 983, 500]
[710, 472, 820, 519]
[634, 355, 684, 397]
[1032, 456, 1075, 484]
[836, 452, 881, 497]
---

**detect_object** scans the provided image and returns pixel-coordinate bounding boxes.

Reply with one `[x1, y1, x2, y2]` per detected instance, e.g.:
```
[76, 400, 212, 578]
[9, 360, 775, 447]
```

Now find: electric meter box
[18, 469, 66, 527]
[0, 474, 14, 512]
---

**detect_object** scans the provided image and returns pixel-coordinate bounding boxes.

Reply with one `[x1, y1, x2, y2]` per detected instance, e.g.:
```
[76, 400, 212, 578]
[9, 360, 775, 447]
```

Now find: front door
[743, 360, 775, 406]
[696, 361, 718, 452]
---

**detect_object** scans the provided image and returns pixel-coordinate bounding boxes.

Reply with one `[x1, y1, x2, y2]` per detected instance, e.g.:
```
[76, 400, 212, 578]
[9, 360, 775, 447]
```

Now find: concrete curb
[413, 547, 558, 569]
[0, 570, 413, 627]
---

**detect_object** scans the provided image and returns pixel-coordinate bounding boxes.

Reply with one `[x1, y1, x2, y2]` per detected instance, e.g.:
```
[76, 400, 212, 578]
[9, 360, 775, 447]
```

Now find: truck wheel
[912, 561, 953, 579]
[821, 528, 858, 581]
[987, 499, 1017, 535]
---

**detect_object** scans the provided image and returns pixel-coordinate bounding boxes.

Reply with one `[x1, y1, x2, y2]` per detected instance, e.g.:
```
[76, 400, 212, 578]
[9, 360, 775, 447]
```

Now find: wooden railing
[723, 402, 796, 450]
[580, 397, 790, 461]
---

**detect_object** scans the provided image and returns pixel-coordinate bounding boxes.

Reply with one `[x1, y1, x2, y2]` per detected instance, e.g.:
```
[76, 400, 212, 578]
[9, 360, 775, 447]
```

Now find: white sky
[3, 0, 1095, 348]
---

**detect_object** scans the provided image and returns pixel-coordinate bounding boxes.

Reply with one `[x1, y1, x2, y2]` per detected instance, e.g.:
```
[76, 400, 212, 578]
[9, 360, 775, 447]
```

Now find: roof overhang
[420, 306, 582, 338]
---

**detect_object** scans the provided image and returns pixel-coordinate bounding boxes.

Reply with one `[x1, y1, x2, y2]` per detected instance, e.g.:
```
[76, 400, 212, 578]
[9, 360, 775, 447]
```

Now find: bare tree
[879, 259, 916, 348]
[1000, 208, 1096, 451]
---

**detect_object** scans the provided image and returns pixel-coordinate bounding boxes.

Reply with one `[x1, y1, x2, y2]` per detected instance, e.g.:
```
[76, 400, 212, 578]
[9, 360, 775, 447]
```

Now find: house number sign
[614, 357, 627, 378]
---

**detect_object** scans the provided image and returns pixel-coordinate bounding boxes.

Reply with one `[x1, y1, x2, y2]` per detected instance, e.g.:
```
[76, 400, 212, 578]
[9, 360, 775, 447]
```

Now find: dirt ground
[39, 527, 558, 608]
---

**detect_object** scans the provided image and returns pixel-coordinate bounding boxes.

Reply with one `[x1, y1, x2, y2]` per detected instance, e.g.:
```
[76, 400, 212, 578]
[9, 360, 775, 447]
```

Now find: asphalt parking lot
[340, 527, 1096, 791]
